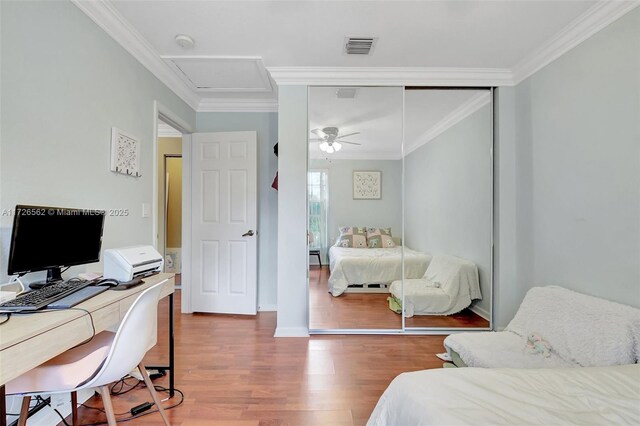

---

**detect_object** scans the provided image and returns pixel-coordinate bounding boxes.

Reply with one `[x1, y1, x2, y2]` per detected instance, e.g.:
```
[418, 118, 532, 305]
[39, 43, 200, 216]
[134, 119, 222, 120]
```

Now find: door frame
[153, 101, 194, 313]
[163, 154, 183, 275]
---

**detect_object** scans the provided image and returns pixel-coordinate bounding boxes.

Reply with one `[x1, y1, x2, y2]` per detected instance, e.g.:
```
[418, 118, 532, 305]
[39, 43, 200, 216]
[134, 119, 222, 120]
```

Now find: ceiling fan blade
[336, 132, 360, 139]
[311, 128, 326, 138]
[340, 141, 362, 145]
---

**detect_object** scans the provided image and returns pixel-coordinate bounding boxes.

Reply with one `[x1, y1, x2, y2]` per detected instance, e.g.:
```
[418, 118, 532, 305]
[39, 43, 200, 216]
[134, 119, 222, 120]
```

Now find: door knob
[242, 230, 255, 237]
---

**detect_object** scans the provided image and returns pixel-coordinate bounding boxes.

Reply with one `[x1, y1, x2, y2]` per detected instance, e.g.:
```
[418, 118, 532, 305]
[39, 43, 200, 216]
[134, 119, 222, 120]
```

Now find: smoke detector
[175, 34, 195, 49]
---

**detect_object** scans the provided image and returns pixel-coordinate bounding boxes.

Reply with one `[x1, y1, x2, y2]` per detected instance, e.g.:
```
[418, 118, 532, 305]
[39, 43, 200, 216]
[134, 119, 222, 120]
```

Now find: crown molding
[198, 98, 278, 113]
[404, 91, 492, 156]
[268, 67, 514, 87]
[71, 0, 200, 110]
[511, 0, 640, 84]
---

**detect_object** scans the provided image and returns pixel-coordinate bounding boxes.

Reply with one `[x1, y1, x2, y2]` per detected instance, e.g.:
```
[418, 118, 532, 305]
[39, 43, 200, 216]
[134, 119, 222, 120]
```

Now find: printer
[103, 245, 164, 281]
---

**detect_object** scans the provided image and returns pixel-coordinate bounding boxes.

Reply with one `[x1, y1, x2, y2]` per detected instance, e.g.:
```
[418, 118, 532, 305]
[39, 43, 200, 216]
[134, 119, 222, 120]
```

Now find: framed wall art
[353, 170, 382, 200]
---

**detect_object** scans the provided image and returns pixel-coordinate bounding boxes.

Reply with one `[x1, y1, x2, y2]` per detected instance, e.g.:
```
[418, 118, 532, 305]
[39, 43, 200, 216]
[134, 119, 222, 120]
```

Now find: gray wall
[404, 105, 492, 316]
[495, 8, 640, 326]
[195, 112, 278, 310]
[0, 0, 196, 283]
[309, 158, 403, 256]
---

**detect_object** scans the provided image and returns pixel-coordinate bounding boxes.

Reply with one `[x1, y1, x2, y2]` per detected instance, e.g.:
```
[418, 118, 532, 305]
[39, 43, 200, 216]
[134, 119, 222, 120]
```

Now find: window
[308, 170, 328, 258]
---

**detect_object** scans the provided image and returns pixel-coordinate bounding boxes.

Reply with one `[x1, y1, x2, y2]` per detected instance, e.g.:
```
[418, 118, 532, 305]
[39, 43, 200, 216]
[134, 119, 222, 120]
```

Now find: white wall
[309, 158, 403, 260]
[495, 8, 640, 326]
[276, 86, 309, 337]
[195, 112, 278, 310]
[0, 0, 196, 283]
[404, 104, 492, 317]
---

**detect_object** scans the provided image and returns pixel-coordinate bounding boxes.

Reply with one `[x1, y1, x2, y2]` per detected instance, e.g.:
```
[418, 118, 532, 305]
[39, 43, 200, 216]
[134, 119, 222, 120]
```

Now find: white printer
[103, 245, 164, 281]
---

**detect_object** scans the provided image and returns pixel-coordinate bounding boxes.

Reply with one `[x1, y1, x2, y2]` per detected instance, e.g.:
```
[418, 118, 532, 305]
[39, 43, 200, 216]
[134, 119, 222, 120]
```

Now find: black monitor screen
[8, 205, 105, 276]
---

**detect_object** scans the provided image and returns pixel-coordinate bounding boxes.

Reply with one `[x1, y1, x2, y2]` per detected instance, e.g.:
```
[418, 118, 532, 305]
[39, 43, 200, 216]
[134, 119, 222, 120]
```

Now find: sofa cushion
[444, 331, 575, 368]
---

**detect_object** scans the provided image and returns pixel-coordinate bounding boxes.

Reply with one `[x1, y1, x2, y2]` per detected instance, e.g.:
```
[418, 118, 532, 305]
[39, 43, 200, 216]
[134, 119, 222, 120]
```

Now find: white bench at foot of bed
[343, 283, 390, 294]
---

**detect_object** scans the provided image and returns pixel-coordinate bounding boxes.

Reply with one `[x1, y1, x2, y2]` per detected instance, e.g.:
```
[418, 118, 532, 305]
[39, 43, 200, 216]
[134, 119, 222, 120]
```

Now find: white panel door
[190, 131, 257, 314]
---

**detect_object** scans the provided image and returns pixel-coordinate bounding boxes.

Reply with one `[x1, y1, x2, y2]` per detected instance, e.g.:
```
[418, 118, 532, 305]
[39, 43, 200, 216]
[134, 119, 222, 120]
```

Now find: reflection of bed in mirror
[328, 246, 432, 296]
[389, 254, 482, 316]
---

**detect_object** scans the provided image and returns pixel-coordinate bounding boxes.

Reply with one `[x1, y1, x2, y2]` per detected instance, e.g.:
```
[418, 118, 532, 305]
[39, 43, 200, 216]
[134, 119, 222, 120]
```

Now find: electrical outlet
[50, 393, 67, 408]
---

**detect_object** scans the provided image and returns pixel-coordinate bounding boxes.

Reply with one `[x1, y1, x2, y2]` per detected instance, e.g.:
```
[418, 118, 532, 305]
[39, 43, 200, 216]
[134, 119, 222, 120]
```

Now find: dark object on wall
[272, 142, 279, 190]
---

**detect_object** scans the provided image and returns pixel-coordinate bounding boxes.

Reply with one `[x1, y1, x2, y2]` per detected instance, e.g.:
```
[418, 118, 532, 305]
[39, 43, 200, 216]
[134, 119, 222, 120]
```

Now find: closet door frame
[307, 86, 495, 335]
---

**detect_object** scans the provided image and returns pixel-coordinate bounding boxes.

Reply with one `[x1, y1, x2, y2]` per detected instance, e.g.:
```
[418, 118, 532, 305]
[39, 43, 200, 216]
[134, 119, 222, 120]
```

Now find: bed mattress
[328, 246, 431, 296]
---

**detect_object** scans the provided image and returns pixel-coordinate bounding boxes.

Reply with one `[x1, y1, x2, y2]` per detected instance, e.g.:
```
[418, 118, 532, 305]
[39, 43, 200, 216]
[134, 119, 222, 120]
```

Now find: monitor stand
[28, 267, 63, 289]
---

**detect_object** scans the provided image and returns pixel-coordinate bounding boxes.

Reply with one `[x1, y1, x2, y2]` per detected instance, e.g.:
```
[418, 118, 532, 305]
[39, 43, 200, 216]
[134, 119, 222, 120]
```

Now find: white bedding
[389, 255, 482, 316]
[368, 364, 640, 426]
[328, 246, 431, 296]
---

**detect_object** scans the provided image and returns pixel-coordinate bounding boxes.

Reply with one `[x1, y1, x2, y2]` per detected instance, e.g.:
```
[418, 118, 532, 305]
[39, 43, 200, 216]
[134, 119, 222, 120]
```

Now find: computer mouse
[96, 278, 120, 287]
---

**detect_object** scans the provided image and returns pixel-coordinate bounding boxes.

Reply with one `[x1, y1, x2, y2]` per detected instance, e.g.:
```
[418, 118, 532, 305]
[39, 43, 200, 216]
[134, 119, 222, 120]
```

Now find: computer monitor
[8, 205, 106, 285]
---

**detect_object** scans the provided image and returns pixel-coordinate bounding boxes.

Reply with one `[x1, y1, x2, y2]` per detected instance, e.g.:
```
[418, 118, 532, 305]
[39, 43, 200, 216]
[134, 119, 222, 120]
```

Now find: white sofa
[389, 254, 482, 316]
[445, 286, 640, 368]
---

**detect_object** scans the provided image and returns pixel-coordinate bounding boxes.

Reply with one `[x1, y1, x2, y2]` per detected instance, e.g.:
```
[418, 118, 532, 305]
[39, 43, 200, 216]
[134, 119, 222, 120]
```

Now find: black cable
[78, 387, 184, 426]
[79, 403, 130, 417]
[0, 313, 10, 325]
[36, 395, 71, 426]
[14, 308, 97, 349]
[109, 376, 140, 396]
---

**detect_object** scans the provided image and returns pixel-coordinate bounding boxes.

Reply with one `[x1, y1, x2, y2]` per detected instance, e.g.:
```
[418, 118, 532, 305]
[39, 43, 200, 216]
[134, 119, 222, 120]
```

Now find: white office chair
[6, 281, 170, 426]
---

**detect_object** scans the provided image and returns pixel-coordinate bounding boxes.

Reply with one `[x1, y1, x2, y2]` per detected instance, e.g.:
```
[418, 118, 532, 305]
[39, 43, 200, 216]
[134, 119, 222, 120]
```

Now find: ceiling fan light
[326, 145, 335, 154]
[319, 142, 329, 151]
[333, 142, 342, 152]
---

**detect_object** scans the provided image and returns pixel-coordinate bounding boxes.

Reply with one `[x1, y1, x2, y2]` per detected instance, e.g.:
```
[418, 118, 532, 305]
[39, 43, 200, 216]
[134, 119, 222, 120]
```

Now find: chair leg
[17, 396, 30, 426]
[138, 362, 170, 425]
[97, 386, 117, 426]
[71, 391, 78, 426]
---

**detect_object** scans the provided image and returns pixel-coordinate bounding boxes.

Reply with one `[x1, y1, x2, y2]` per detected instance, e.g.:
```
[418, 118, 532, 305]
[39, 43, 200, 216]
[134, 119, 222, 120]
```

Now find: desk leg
[148, 293, 175, 398]
[1, 385, 6, 426]
[169, 293, 175, 398]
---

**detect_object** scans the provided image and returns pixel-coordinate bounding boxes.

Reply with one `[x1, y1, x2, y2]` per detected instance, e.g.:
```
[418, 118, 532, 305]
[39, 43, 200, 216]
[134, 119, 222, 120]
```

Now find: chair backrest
[81, 280, 166, 388]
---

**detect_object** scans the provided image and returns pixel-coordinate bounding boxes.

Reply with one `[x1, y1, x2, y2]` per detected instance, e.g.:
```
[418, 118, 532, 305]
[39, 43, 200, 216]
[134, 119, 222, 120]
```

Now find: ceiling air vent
[344, 37, 377, 55]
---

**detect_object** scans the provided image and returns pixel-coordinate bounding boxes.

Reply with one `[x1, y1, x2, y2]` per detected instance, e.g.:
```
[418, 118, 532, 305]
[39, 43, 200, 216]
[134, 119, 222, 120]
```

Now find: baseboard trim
[258, 304, 277, 312]
[469, 304, 490, 321]
[274, 327, 309, 337]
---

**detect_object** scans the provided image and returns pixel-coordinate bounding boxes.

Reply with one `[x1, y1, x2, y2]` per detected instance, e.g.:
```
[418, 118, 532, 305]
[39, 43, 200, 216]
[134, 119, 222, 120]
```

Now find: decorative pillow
[335, 226, 367, 248]
[366, 227, 396, 248]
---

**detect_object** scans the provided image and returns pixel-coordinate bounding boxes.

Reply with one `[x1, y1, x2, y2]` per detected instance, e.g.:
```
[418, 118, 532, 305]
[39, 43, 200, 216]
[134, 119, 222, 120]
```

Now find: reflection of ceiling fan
[309, 127, 361, 154]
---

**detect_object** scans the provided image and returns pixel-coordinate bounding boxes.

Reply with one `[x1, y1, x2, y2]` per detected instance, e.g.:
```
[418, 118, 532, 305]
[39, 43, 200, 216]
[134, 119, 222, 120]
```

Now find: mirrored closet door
[308, 86, 404, 331]
[402, 88, 493, 330]
[307, 86, 493, 333]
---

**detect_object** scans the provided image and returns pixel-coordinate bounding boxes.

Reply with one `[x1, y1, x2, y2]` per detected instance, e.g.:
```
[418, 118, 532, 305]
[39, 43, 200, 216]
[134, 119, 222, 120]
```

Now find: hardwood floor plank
[309, 265, 489, 329]
[61, 291, 447, 426]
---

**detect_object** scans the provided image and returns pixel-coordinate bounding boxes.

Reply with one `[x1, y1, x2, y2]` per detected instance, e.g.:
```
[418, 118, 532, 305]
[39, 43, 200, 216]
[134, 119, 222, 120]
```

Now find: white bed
[328, 246, 431, 296]
[368, 364, 640, 426]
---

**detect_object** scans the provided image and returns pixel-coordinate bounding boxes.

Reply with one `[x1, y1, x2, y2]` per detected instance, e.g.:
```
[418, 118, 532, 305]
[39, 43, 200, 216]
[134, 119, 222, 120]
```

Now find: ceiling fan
[309, 127, 361, 154]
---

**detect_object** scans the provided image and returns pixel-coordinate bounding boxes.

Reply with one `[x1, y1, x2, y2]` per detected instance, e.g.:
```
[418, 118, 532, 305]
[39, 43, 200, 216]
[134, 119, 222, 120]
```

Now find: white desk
[0, 273, 175, 426]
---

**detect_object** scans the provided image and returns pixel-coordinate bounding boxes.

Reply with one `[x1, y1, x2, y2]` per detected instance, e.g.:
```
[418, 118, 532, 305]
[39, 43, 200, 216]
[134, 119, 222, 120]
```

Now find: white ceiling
[309, 86, 404, 159]
[309, 87, 491, 160]
[74, 1, 638, 111]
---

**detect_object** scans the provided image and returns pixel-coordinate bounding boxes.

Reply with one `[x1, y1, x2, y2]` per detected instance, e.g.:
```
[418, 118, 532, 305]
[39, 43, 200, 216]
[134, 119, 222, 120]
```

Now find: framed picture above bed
[353, 170, 381, 200]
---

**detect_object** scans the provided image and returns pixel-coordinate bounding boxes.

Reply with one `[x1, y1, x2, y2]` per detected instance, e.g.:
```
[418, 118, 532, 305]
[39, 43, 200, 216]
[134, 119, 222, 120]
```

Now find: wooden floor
[65, 292, 447, 426]
[309, 266, 489, 329]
